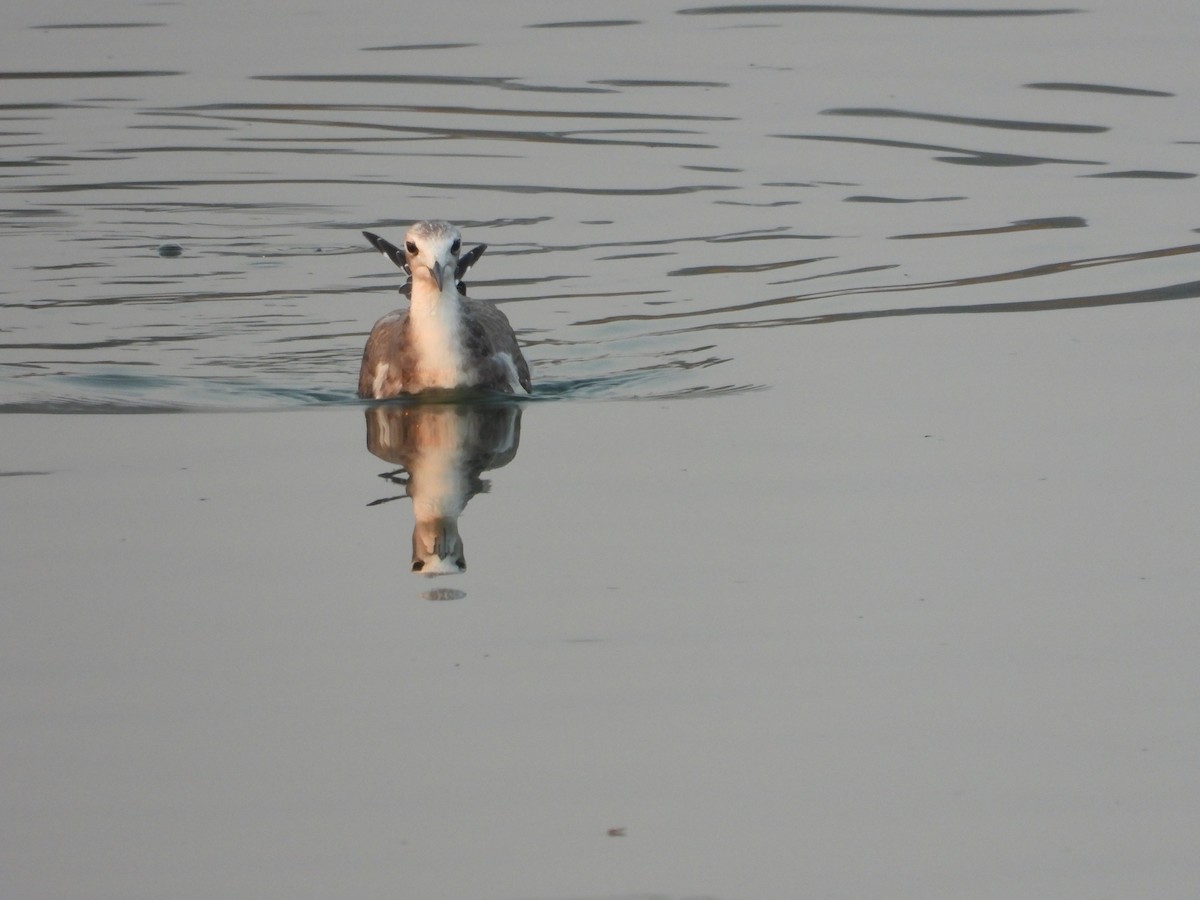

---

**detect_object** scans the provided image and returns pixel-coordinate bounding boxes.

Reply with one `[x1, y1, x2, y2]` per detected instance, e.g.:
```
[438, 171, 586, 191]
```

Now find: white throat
[409, 280, 466, 388]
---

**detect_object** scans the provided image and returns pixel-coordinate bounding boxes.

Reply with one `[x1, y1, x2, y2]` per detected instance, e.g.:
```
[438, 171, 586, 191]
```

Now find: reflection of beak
[412, 518, 465, 575]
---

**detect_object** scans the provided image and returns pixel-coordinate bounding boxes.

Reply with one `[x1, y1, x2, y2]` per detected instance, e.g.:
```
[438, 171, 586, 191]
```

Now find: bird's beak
[412, 261, 446, 293]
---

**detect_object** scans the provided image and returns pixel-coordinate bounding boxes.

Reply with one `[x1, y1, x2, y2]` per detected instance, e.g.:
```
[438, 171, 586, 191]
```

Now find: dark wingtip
[362, 230, 409, 273]
[455, 243, 487, 281]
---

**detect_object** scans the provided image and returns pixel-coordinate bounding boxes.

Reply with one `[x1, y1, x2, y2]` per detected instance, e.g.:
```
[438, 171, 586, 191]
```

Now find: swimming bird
[358, 221, 532, 399]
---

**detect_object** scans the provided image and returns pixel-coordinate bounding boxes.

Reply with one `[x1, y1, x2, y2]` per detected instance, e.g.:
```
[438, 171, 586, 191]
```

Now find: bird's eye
[411, 559, 425, 572]
[450, 238, 461, 255]
[405, 241, 418, 256]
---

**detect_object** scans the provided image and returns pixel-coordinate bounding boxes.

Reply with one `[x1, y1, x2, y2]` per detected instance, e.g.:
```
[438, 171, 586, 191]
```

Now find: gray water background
[4, 2, 1200, 899]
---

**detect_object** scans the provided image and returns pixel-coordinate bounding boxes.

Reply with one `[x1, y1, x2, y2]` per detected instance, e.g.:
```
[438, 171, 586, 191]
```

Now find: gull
[357, 220, 532, 399]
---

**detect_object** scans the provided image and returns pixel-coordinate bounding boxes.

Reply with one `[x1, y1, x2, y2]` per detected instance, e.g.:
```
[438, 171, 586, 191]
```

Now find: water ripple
[822, 107, 1107, 134]
[677, 5, 1080, 18]
[774, 133, 1103, 167]
[1024, 81, 1174, 97]
[3, 2, 1196, 412]
[0, 69, 183, 79]
[572, 242, 1200, 327]
[253, 73, 616, 95]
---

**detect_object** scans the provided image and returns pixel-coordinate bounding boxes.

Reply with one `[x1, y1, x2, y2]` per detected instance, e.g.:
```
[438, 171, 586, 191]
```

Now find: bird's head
[403, 220, 463, 294]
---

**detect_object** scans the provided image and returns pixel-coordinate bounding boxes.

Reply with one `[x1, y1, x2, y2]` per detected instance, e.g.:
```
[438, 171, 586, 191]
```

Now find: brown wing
[357, 310, 413, 399]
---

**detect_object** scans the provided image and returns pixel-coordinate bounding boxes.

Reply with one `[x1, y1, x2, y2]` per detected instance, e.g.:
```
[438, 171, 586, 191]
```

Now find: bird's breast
[407, 303, 470, 388]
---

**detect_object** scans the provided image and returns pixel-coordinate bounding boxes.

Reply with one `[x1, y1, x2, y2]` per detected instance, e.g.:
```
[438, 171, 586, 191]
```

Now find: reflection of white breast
[408, 409, 470, 519]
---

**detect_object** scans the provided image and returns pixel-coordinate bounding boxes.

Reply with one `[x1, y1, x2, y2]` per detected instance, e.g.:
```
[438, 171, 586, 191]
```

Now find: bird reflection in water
[365, 401, 522, 577]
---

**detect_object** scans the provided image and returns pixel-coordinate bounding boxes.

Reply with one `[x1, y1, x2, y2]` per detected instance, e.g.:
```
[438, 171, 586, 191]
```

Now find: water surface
[4, 0, 1198, 411]
[3, 2, 1200, 899]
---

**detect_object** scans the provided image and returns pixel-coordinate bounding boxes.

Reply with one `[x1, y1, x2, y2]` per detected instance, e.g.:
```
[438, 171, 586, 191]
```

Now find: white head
[403, 220, 463, 294]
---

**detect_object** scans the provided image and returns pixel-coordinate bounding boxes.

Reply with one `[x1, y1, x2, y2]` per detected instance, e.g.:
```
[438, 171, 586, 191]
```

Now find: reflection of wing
[461, 399, 522, 473]
[365, 402, 522, 476]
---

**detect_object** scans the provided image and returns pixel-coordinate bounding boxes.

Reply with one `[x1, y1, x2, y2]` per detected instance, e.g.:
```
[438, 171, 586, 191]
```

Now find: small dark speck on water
[157, 242, 183, 258]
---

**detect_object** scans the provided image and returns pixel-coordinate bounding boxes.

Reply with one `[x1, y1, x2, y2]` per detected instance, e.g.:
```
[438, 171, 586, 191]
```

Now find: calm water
[4, 2, 1200, 899]
[4, 0, 1198, 410]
